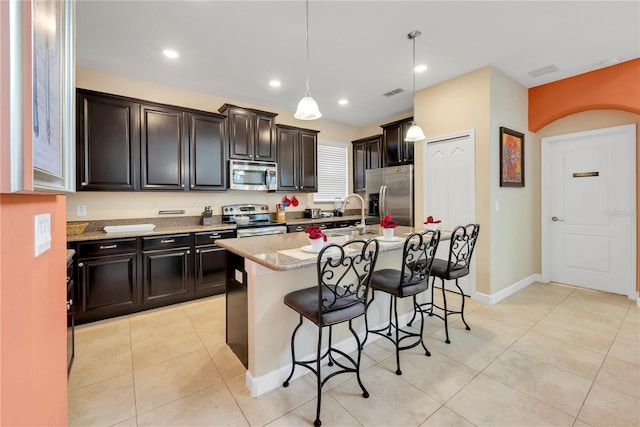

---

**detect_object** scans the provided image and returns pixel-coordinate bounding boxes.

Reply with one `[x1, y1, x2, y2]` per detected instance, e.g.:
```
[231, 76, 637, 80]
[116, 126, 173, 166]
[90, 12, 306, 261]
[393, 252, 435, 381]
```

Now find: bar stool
[411, 224, 480, 344]
[361, 230, 440, 375]
[282, 238, 379, 427]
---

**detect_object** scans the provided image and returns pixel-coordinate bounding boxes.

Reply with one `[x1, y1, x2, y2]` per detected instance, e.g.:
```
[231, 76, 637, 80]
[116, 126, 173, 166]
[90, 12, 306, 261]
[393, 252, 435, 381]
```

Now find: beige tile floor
[68, 282, 640, 426]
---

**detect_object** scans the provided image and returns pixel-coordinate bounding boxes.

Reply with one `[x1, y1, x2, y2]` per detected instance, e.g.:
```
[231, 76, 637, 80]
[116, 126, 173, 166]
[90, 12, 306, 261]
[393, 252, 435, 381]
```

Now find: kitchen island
[216, 225, 440, 396]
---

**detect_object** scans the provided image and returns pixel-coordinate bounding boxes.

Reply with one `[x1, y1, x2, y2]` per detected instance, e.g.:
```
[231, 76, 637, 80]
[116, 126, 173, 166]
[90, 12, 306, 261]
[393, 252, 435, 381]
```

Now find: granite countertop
[66, 215, 374, 242]
[216, 225, 422, 272]
[67, 223, 236, 242]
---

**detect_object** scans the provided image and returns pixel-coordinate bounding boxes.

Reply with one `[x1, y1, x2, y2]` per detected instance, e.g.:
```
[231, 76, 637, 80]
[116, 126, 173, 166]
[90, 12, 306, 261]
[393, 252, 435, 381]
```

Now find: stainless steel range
[222, 204, 287, 238]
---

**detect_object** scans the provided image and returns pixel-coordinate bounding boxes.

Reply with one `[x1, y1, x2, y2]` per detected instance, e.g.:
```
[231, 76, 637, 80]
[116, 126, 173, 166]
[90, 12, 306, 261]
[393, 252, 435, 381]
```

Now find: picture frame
[3, 0, 74, 193]
[499, 126, 525, 187]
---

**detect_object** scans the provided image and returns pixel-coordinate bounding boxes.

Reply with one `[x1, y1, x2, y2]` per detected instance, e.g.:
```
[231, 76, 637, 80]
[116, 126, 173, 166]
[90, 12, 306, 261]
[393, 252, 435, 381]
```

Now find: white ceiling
[75, 1, 640, 128]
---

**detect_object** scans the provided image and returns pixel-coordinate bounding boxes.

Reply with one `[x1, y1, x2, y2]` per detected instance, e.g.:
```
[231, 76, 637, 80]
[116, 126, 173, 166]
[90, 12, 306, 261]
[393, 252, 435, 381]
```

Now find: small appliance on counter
[305, 208, 322, 219]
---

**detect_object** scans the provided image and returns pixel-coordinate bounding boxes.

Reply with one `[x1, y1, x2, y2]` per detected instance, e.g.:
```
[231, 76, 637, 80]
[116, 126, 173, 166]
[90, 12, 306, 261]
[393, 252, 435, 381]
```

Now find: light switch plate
[34, 213, 51, 257]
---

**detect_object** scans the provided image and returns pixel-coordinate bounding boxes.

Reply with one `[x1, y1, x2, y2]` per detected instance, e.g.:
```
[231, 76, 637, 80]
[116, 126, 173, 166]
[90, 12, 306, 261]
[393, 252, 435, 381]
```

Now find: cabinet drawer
[194, 230, 236, 245]
[142, 234, 191, 250]
[77, 238, 137, 257]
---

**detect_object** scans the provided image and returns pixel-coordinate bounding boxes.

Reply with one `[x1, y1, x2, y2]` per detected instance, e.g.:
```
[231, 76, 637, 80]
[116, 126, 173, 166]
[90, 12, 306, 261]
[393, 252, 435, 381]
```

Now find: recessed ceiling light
[414, 64, 427, 72]
[338, 99, 348, 105]
[163, 49, 179, 59]
[269, 80, 281, 87]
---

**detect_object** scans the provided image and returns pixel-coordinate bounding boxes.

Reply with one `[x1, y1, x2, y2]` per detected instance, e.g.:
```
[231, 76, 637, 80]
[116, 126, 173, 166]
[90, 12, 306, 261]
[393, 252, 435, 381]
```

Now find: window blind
[314, 142, 348, 202]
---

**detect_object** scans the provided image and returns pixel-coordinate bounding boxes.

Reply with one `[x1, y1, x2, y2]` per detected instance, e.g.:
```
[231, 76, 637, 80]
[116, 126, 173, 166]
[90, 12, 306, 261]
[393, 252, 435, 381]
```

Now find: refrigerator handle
[380, 185, 387, 219]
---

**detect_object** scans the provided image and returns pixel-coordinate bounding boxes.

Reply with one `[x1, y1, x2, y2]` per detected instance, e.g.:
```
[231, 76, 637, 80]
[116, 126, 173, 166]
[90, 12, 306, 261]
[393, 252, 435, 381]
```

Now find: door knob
[551, 216, 564, 222]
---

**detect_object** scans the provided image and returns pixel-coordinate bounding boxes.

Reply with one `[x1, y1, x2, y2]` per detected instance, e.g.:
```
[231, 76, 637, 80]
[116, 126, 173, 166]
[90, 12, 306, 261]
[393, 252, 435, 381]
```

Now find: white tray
[103, 224, 156, 233]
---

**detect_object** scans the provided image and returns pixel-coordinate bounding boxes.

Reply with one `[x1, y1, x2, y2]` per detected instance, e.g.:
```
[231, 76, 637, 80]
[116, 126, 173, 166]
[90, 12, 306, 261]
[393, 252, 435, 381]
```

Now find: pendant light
[294, 0, 322, 120]
[405, 31, 425, 142]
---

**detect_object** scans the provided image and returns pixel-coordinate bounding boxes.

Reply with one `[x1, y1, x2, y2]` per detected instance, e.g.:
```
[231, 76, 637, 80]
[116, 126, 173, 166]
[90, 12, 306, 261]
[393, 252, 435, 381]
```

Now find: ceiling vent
[528, 64, 559, 78]
[383, 88, 405, 97]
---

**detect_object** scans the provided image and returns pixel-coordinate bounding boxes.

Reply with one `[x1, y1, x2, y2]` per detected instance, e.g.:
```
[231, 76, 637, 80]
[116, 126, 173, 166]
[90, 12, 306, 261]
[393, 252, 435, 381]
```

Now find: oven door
[237, 225, 287, 238]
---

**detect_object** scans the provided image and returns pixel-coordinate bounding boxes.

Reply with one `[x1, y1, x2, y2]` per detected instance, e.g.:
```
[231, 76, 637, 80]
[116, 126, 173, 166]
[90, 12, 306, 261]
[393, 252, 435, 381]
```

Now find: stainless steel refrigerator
[365, 165, 414, 226]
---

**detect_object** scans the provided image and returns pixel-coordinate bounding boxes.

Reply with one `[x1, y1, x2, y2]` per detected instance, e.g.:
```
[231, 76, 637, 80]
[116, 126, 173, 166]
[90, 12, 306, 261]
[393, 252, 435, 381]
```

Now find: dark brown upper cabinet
[351, 134, 382, 193]
[76, 89, 227, 192]
[76, 91, 140, 191]
[140, 104, 187, 191]
[276, 124, 319, 192]
[218, 104, 277, 162]
[381, 117, 414, 166]
[188, 112, 227, 191]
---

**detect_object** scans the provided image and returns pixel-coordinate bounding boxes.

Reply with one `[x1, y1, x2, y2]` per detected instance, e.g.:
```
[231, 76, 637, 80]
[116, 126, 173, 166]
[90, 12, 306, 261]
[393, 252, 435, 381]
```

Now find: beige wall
[413, 67, 493, 294]
[489, 68, 540, 294]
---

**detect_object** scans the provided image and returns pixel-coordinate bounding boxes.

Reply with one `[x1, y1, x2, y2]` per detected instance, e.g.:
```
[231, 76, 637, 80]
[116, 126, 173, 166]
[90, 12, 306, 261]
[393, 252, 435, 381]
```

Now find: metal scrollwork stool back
[361, 229, 440, 375]
[410, 223, 480, 344]
[282, 238, 379, 427]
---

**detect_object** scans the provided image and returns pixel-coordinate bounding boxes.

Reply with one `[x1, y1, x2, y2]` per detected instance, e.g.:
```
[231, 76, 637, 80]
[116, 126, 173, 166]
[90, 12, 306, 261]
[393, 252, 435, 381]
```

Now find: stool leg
[314, 324, 323, 427]
[392, 296, 402, 375]
[406, 294, 418, 327]
[414, 296, 431, 357]
[361, 290, 376, 349]
[349, 319, 370, 399]
[441, 279, 451, 344]
[428, 276, 436, 316]
[386, 294, 393, 337]
[456, 279, 471, 331]
[327, 326, 334, 367]
[283, 315, 304, 387]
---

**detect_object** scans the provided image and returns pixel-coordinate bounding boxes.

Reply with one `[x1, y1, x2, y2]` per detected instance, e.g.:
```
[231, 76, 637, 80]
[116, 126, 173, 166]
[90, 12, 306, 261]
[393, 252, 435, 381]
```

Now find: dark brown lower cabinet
[76, 238, 139, 324]
[71, 231, 236, 324]
[141, 234, 192, 308]
[194, 230, 234, 296]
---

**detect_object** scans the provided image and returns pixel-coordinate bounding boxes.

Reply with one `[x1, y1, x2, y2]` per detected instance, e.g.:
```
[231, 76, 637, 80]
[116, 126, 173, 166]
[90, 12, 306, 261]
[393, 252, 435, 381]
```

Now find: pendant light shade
[405, 30, 425, 142]
[294, 0, 321, 120]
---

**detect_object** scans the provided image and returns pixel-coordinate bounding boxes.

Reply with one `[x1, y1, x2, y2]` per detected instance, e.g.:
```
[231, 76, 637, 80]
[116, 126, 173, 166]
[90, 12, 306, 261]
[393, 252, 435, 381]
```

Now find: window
[314, 141, 348, 203]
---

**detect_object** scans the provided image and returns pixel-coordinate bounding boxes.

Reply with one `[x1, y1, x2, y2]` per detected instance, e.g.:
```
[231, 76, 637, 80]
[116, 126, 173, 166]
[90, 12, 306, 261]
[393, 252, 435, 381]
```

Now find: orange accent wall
[529, 58, 640, 132]
[0, 194, 68, 425]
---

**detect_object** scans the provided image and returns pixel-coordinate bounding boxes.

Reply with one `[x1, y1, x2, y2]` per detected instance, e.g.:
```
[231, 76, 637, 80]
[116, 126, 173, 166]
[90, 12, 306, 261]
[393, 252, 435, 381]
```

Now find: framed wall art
[2, 0, 74, 193]
[499, 126, 524, 187]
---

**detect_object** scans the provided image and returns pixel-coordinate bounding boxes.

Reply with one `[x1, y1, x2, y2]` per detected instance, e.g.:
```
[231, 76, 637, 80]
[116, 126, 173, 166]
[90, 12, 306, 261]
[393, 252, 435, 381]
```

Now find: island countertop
[215, 225, 445, 272]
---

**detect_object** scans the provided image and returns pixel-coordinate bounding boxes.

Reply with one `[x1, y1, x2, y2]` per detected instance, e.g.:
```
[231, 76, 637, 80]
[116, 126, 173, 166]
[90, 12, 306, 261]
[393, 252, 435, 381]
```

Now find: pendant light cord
[305, 0, 310, 96]
[411, 32, 416, 120]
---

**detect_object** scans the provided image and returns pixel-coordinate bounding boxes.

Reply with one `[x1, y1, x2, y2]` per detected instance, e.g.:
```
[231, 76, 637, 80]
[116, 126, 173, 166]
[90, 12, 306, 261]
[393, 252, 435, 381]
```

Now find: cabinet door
[76, 92, 139, 191]
[76, 254, 139, 323]
[227, 108, 253, 160]
[368, 136, 382, 169]
[254, 112, 276, 162]
[299, 131, 317, 192]
[140, 105, 187, 190]
[276, 127, 299, 191]
[142, 248, 191, 305]
[194, 246, 227, 296]
[401, 121, 414, 164]
[382, 124, 402, 166]
[352, 140, 366, 193]
[189, 113, 227, 191]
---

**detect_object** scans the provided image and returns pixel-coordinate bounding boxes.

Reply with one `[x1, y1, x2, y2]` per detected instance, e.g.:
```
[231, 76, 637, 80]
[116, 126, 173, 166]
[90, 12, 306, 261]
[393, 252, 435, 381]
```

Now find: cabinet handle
[190, 184, 194, 188]
[160, 239, 175, 244]
[78, 262, 84, 268]
[209, 234, 220, 239]
[99, 244, 117, 250]
[196, 249, 200, 253]
[81, 182, 88, 186]
[66, 300, 73, 310]
[187, 250, 191, 255]
[181, 184, 185, 188]
[256, 155, 259, 158]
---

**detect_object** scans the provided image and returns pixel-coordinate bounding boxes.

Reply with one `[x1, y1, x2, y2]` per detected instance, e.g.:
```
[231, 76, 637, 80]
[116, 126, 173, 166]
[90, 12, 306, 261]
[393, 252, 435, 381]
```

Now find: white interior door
[543, 124, 636, 297]
[425, 131, 476, 295]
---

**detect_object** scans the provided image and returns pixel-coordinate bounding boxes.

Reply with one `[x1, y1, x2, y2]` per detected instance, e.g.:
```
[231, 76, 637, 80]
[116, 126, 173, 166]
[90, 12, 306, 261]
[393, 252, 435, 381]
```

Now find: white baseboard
[246, 311, 415, 397]
[472, 274, 543, 305]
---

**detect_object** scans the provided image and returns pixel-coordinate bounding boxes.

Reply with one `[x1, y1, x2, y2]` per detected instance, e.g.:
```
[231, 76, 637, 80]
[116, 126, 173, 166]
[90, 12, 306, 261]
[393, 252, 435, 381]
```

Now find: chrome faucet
[340, 194, 367, 235]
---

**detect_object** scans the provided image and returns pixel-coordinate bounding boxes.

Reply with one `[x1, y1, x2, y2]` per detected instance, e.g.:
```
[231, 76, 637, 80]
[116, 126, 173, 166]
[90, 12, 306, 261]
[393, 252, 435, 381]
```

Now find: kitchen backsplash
[66, 191, 358, 221]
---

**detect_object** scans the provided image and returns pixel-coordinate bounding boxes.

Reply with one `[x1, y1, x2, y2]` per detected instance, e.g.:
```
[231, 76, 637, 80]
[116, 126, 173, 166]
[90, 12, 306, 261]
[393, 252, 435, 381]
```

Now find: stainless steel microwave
[229, 160, 278, 191]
